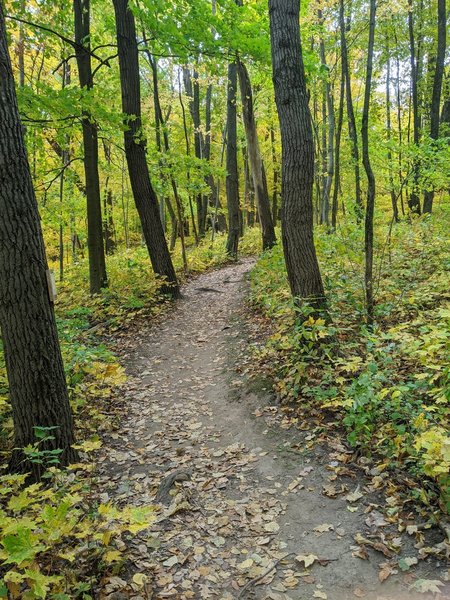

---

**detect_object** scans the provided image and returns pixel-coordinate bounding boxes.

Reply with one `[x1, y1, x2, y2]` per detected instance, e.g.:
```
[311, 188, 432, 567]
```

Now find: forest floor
[97, 259, 449, 600]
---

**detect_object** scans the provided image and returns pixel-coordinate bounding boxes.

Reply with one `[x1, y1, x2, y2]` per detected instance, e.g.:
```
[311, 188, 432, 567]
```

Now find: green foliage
[0, 463, 156, 598]
[250, 210, 450, 513]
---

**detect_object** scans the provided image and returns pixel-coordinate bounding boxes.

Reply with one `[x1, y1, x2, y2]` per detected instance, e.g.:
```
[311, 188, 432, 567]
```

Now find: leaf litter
[93, 260, 449, 599]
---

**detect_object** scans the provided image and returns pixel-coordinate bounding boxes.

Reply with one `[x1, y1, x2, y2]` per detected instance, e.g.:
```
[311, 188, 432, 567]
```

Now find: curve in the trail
[98, 259, 444, 600]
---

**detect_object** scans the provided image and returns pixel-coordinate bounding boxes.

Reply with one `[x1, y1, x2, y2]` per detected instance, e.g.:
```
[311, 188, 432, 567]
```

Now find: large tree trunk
[339, 0, 363, 221]
[0, 5, 77, 478]
[73, 0, 108, 294]
[362, 0, 377, 324]
[269, 120, 280, 224]
[225, 62, 240, 258]
[112, 0, 179, 298]
[237, 60, 276, 250]
[269, 0, 327, 313]
[423, 0, 446, 213]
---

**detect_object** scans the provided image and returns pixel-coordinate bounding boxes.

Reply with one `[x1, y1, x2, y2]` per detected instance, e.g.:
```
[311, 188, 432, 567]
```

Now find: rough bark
[362, 0, 377, 324]
[269, 0, 327, 312]
[339, 0, 363, 220]
[112, 0, 180, 297]
[183, 67, 206, 236]
[332, 56, 345, 231]
[423, 0, 446, 213]
[269, 121, 279, 224]
[0, 5, 77, 478]
[225, 62, 240, 258]
[237, 60, 276, 250]
[318, 10, 334, 229]
[408, 0, 422, 214]
[73, 0, 108, 293]
[386, 40, 400, 222]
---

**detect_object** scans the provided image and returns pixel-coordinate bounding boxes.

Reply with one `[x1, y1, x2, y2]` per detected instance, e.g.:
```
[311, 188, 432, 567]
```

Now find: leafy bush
[250, 209, 450, 513]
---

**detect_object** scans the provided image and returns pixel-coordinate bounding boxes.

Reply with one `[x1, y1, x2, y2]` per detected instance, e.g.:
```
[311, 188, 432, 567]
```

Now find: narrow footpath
[98, 259, 446, 600]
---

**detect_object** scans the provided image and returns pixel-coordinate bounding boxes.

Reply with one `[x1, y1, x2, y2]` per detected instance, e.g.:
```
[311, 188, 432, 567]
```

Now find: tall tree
[237, 59, 276, 250]
[423, 0, 446, 213]
[183, 67, 207, 236]
[225, 61, 240, 257]
[318, 9, 334, 228]
[385, 38, 400, 222]
[407, 0, 422, 214]
[0, 4, 76, 477]
[269, 0, 327, 312]
[73, 0, 108, 293]
[112, 0, 180, 298]
[362, 0, 377, 324]
[339, 0, 363, 220]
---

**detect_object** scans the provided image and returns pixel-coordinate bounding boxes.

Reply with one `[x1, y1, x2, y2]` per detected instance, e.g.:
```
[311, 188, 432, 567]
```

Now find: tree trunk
[183, 67, 206, 236]
[269, 120, 279, 224]
[339, 0, 363, 220]
[0, 5, 77, 478]
[362, 0, 377, 324]
[112, 0, 180, 298]
[423, 0, 446, 213]
[408, 0, 422, 214]
[386, 39, 400, 222]
[73, 0, 108, 293]
[225, 62, 240, 258]
[269, 0, 327, 313]
[332, 55, 345, 231]
[237, 60, 276, 250]
[318, 10, 334, 230]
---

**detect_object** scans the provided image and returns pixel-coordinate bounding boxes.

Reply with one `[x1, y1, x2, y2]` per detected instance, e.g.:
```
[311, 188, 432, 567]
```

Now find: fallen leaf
[345, 487, 364, 503]
[353, 588, 366, 598]
[238, 558, 254, 570]
[132, 573, 148, 587]
[163, 555, 178, 568]
[398, 556, 418, 571]
[295, 554, 318, 568]
[313, 590, 327, 599]
[378, 563, 394, 582]
[313, 523, 334, 535]
[413, 579, 444, 594]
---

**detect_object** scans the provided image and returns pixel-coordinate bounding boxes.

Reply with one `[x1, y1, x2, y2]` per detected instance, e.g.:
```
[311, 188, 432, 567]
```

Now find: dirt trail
[98, 259, 446, 600]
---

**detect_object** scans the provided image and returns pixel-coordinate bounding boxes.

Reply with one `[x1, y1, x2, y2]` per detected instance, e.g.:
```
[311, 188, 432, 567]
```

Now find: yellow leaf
[132, 573, 148, 587]
[103, 550, 123, 564]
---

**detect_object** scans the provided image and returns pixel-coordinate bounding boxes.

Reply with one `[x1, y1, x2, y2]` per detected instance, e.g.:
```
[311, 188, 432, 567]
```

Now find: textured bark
[318, 11, 334, 229]
[243, 145, 256, 227]
[332, 58, 345, 231]
[112, 0, 179, 298]
[73, 0, 108, 293]
[269, 0, 327, 312]
[386, 39, 399, 222]
[339, 0, 363, 220]
[237, 60, 276, 250]
[423, 0, 446, 213]
[183, 67, 206, 236]
[362, 0, 377, 324]
[0, 5, 77, 478]
[225, 62, 240, 258]
[408, 0, 422, 214]
[269, 121, 279, 224]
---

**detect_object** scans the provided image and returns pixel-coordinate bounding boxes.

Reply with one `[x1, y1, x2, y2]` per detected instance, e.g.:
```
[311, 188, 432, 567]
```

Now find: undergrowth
[0, 229, 261, 598]
[250, 209, 450, 516]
